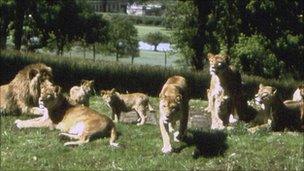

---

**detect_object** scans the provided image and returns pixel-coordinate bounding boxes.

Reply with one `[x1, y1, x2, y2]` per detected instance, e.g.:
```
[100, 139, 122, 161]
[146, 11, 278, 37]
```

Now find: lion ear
[207, 53, 214, 60]
[272, 88, 277, 95]
[28, 69, 39, 80]
[80, 79, 86, 85]
[110, 88, 116, 94]
[175, 95, 182, 103]
[259, 83, 264, 89]
[222, 54, 230, 62]
[54, 86, 61, 94]
[100, 90, 106, 95]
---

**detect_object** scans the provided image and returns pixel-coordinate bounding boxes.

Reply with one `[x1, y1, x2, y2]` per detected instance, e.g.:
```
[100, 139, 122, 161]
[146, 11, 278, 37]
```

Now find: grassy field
[1, 96, 303, 170]
[135, 25, 172, 40]
[67, 48, 180, 68]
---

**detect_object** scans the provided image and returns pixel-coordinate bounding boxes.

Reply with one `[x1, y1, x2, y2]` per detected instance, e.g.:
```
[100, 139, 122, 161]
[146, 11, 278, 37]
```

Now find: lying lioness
[248, 84, 302, 132]
[159, 75, 189, 153]
[15, 82, 118, 147]
[100, 88, 155, 126]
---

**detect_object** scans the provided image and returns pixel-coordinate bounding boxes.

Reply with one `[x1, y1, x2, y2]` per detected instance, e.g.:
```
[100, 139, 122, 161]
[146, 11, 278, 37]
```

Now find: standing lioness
[159, 75, 189, 153]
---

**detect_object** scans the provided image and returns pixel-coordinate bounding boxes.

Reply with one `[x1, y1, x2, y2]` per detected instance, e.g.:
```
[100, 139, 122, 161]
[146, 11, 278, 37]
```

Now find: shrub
[231, 34, 285, 79]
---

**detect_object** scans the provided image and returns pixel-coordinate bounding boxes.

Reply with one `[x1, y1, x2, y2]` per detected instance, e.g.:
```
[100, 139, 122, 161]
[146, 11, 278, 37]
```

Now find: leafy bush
[231, 34, 285, 79]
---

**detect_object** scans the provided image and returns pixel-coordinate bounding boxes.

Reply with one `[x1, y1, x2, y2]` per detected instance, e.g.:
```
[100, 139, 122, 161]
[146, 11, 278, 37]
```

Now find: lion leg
[204, 89, 213, 113]
[109, 126, 119, 147]
[64, 137, 90, 146]
[112, 111, 120, 123]
[178, 102, 189, 141]
[211, 108, 225, 130]
[15, 117, 53, 129]
[59, 132, 81, 140]
[136, 107, 146, 126]
[159, 118, 172, 153]
[248, 123, 269, 133]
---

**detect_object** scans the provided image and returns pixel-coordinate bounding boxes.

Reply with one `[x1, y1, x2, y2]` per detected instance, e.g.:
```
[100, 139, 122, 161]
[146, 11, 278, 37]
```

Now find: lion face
[207, 53, 229, 75]
[40, 82, 62, 110]
[81, 80, 94, 94]
[255, 84, 277, 105]
[159, 95, 181, 122]
[100, 89, 117, 104]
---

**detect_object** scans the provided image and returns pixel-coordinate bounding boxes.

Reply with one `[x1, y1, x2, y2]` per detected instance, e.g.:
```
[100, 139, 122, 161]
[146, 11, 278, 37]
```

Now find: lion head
[80, 79, 94, 94]
[39, 82, 63, 111]
[255, 84, 277, 105]
[159, 92, 182, 123]
[100, 88, 119, 105]
[207, 53, 230, 76]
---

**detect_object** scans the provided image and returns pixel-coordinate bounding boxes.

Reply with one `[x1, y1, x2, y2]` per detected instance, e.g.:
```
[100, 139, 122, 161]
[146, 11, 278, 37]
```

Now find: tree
[165, 0, 214, 70]
[108, 16, 139, 61]
[144, 31, 169, 51]
[82, 14, 109, 61]
[0, 0, 14, 49]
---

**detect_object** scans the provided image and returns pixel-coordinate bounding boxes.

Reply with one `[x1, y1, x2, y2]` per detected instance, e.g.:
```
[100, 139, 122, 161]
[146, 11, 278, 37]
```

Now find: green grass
[135, 25, 172, 40]
[1, 96, 303, 170]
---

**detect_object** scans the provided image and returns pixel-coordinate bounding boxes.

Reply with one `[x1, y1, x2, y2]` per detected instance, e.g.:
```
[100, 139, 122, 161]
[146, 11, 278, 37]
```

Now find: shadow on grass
[174, 130, 228, 159]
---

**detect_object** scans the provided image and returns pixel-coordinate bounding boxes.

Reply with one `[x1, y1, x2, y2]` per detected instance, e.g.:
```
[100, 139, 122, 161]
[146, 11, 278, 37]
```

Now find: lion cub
[69, 79, 94, 106]
[250, 84, 302, 132]
[15, 83, 118, 147]
[100, 89, 154, 126]
[159, 75, 189, 153]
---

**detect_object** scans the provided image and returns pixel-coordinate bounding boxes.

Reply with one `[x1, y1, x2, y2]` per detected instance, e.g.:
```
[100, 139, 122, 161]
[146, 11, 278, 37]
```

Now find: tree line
[1, 0, 303, 79]
[0, 0, 139, 61]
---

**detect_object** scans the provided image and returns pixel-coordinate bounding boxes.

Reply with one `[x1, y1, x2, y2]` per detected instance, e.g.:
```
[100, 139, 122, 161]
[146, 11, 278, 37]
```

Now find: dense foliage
[166, 0, 303, 79]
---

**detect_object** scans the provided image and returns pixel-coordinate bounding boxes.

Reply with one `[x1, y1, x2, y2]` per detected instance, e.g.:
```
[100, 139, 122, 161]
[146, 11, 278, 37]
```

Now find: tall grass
[0, 50, 300, 99]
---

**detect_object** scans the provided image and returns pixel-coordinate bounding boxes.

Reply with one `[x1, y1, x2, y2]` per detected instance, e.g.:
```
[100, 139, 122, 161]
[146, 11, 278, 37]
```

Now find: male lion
[206, 53, 255, 129]
[249, 84, 302, 132]
[69, 79, 95, 106]
[0, 63, 53, 115]
[100, 89, 155, 126]
[15, 83, 119, 147]
[159, 75, 189, 153]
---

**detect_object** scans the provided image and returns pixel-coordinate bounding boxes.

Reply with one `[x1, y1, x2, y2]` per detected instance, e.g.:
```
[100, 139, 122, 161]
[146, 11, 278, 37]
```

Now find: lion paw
[14, 120, 23, 129]
[162, 145, 172, 154]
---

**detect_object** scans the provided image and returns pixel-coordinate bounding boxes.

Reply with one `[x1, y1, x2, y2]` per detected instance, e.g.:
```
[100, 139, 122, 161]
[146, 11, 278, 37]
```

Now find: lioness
[250, 84, 302, 132]
[100, 89, 155, 126]
[292, 84, 304, 101]
[0, 63, 53, 115]
[283, 85, 304, 128]
[159, 75, 189, 153]
[69, 79, 95, 106]
[15, 83, 119, 147]
[206, 53, 255, 129]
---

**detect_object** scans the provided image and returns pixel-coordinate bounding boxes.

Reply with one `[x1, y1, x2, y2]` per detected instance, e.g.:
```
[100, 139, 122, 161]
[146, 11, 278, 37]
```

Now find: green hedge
[0, 50, 300, 100]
